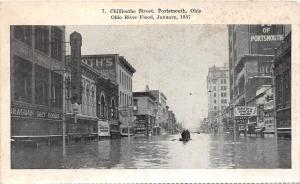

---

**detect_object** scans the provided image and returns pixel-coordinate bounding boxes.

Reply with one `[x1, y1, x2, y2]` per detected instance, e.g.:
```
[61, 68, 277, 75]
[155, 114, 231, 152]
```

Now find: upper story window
[13, 26, 32, 46]
[51, 27, 63, 61]
[35, 64, 49, 106]
[51, 71, 63, 107]
[13, 56, 32, 103]
[35, 26, 49, 55]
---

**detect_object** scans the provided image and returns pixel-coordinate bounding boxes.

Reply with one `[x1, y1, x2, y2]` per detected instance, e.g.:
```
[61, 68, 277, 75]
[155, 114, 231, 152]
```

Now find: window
[221, 92, 227, 97]
[35, 26, 49, 54]
[214, 99, 217, 104]
[214, 93, 216, 97]
[221, 79, 227, 84]
[221, 99, 227, 104]
[213, 86, 216, 91]
[101, 95, 105, 118]
[111, 99, 116, 119]
[51, 71, 63, 107]
[13, 56, 32, 103]
[214, 106, 217, 110]
[51, 27, 63, 61]
[133, 99, 138, 107]
[119, 70, 121, 83]
[35, 64, 49, 105]
[221, 86, 227, 90]
[13, 26, 32, 46]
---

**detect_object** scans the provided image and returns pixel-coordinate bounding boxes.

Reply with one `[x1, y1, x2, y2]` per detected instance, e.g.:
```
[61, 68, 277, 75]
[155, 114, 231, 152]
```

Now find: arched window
[91, 86, 95, 115]
[101, 94, 105, 118]
[111, 98, 116, 119]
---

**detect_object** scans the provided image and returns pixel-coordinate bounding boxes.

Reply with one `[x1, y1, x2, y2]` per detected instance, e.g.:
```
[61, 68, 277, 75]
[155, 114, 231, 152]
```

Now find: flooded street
[11, 133, 291, 169]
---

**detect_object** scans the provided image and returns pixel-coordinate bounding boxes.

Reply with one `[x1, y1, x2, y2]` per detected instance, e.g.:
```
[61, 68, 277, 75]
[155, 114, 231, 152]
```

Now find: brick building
[133, 92, 156, 136]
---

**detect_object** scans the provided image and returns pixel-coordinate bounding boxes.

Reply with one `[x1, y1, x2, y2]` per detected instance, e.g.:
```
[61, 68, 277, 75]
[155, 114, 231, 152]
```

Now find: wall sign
[11, 107, 62, 120]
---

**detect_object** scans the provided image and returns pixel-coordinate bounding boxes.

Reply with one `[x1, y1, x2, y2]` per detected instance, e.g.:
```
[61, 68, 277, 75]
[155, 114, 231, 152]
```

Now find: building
[167, 108, 176, 134]
[148, 89, 168, 135]
[273, 31, 291, 137]
[81, 54, 136, 134]
[228, 25, 289, 134]
[133, 92, 156, 136]
[247, 85, 275, 136]
[65, 32, 98, 142]
[96, 77, 119, 138]
[11, 25, 65, 145]
[207, 63, 230, 133]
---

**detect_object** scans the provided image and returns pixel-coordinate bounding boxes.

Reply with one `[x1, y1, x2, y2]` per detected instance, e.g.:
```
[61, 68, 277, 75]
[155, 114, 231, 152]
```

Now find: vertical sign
[70, 32, 82, 104]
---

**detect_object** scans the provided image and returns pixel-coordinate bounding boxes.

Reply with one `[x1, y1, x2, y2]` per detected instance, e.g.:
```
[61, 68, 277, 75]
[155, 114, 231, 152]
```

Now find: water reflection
[11, 133, 291, 169]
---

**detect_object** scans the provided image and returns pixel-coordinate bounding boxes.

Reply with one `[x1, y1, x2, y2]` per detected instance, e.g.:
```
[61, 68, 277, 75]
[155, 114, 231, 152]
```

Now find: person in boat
[181, 129, 191, 140]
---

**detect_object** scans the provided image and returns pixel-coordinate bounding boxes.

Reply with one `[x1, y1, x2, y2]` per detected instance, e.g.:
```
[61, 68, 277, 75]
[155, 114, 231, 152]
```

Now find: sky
[66, 25, 229, 129]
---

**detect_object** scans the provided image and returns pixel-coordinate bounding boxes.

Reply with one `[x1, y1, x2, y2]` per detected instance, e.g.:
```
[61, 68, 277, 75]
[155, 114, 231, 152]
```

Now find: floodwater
[11, 133, 291, 169]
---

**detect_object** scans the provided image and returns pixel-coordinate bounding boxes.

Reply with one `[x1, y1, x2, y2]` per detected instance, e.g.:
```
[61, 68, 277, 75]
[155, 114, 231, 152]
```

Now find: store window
[35, 64, 49, 105]
[51, 27, 63, 61]
[13, 56, 32, 103]
[35, 26, 49, 54]
[13, 26, 32, 46]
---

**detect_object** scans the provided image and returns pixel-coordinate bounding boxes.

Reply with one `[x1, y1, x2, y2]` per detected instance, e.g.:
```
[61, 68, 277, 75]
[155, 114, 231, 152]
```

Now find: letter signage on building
[11, 107, 63, 120]
[234, 106, 257, 117]
[81, 55, 117, 81]
[250, 25, 284, 42]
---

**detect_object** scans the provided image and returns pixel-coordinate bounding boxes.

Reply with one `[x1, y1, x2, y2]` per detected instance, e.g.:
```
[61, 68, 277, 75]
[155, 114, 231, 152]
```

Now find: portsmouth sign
[234, 106, 257, 117]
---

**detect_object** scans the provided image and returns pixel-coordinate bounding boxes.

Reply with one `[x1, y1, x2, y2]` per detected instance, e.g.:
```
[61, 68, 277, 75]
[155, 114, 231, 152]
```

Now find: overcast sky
[66, 25, 228, 129]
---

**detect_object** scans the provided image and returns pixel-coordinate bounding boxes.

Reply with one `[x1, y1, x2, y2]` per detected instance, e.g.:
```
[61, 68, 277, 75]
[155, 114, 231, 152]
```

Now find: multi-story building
[80, 54, 136, 134]
[11, 25, 65, 145]
[96, 77, 119, 138]
[207, 63, 230, 133]
[148, 89, 168, 135]
[228, 25, 289, 134]
[133, 92, 156, 136]
[167, 108, 176, 134]
[274, 32, 291, 137]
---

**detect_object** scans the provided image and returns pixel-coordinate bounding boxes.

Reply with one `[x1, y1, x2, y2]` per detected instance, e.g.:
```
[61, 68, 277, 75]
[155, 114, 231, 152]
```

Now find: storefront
[66, 114, 98, 142]
[11, 105, 63, 146]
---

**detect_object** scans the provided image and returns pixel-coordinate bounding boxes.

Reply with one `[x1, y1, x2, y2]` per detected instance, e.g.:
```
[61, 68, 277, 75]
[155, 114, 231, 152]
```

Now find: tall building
[206, 63, 230, 132]
[274, 32, 291, 137]
[228, 24, 290, 134]
[11, 26, 65, 144]
[80, 54, 136, 134]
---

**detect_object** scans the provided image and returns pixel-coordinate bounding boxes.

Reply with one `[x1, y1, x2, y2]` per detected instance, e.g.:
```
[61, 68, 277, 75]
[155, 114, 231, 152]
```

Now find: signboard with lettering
[98, 120, 110, 137]
[118, 106, 134, 126]
[249, 25, 284, 55]
[81, 55, 117, 81]
[234, 106, 257, 117]
[11, 107, 62, 120]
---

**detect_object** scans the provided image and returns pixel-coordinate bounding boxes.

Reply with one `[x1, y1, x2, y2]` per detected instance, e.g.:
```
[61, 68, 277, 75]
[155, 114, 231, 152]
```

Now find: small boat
[180, 129, 191, 141]
[179, 138, 191, 141]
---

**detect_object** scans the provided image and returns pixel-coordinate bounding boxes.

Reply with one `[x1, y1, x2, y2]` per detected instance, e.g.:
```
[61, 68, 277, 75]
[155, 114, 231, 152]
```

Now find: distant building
[207, 63, 230, 132]
[133, 92, 156, 136]
[167, 107, 176, 134]
[148, 89, 168, 135]
[11, 26, 65, 144]
[274, 32, 291, 137]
